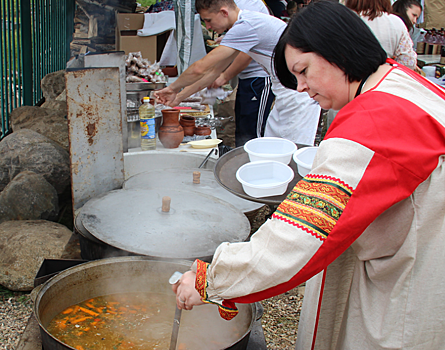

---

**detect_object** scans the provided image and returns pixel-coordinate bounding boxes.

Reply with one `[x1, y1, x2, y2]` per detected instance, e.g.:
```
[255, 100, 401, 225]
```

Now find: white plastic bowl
[236, 160, 294, 198]
[422, 66, 436, 77]
[293, 146, 318, 177]
[244, 137, 297, 164]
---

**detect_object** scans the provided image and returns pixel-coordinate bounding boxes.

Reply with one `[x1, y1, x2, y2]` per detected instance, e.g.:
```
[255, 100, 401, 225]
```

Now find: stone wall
[0, 69, 77, 291]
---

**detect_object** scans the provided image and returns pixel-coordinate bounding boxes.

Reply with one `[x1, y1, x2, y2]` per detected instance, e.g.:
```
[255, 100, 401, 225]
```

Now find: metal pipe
[198, 148, 216, 169]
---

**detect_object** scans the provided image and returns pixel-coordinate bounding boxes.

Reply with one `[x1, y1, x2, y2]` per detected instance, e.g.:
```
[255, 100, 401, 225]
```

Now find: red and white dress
[193, 61, 445, 349]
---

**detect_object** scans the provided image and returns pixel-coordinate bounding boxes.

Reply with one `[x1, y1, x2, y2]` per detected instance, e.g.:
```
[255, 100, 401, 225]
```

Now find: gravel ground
[0, 289, 32, 350]
[261, 286, 304, 349]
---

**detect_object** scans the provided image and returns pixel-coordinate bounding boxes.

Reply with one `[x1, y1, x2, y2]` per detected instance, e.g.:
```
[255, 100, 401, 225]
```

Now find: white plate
[188, 139, 222, 149]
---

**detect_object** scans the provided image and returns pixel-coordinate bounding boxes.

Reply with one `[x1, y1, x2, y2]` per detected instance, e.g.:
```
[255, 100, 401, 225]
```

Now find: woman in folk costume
[173, 1, 445, 349]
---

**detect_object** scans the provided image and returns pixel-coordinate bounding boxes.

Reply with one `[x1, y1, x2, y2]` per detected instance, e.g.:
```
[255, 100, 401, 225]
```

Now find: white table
[417, 54, 441, 65]
[126, 128, 219, 157]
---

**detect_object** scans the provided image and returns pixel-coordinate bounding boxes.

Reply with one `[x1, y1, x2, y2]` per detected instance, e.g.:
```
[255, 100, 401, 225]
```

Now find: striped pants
[235, 76, 275, 147]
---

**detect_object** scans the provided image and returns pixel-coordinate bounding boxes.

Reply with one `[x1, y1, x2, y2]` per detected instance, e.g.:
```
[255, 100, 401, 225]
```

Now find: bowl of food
[236, 160, 294, 198]
[293, 146, 318, 177]
[244, 137, 297, 164]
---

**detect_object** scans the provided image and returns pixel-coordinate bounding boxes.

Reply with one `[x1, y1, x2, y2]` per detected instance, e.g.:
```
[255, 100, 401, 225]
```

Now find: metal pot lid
[78, 188, 251, 259]
[74, 213, 103, 245]
[214, 146, 304, 206]
[123, 167, 263, 214]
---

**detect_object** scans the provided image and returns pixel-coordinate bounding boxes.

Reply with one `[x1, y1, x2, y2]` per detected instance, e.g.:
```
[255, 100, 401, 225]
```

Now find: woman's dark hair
[392, 0, 422, 31]
[345, 0, 392, 20]
[287, 1, 298, 11]
[273, 1, 387, 90]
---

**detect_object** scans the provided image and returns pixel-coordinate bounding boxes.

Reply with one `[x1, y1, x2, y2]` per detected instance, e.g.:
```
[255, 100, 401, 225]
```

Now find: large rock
[41, 89, 67, 110]
[10, 105, 68, 150]
[0, 171, 59, 225]
[0, 129, 70, 194]
[41, 70, 65, 101]
[40, 99, 67, 112]
[0, 220, 72, 291]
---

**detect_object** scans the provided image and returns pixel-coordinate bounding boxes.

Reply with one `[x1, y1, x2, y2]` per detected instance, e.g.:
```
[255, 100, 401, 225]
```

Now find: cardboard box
[115, 13, 171, 63]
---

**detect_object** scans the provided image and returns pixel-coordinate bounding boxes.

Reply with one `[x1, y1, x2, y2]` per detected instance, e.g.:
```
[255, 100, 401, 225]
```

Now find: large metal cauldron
[34, 256, 258, 350]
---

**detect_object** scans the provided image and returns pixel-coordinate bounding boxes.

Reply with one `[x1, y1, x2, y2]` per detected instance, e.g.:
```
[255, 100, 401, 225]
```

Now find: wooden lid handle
[162, 196, 171, 212]
[193, 171, 201, 184]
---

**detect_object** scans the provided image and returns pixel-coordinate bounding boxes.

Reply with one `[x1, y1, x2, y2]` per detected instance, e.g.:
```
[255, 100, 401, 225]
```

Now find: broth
[47, 292, 248, 350]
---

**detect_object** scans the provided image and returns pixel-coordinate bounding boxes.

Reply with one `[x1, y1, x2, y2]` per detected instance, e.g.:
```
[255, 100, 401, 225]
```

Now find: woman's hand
[172, 271, 204, 310]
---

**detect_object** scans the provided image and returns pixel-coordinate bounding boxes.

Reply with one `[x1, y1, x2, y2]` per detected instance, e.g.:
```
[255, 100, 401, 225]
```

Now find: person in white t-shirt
[209, 0, 275, 147]
[155, 0, 321, 146]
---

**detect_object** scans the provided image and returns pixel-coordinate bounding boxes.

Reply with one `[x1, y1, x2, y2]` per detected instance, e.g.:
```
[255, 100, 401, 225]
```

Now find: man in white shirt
[155, 0, 320, 145]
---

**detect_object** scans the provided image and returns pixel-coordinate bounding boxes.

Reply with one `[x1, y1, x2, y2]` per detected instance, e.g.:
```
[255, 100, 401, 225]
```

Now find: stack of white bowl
[237, 137, 320, 198]
[236, 137, 296, 198]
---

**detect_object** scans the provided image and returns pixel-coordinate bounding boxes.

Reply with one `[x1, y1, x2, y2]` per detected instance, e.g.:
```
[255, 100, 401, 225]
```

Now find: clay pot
[182, 126, 196, 137]
[194, 125, 211, 136]
[159, 109, 184, 148]
[180, 115, 196, 126]
[180, 115, 196, 136]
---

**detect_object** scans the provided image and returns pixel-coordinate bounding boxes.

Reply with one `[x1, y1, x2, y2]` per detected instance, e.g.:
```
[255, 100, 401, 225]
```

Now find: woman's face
[406, 5, 421, 25]
[288, 7, 297, 16]
[284, 45, 351, 111]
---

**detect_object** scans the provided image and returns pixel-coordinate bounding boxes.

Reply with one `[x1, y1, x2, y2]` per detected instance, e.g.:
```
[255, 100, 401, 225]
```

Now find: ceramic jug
[159, 109, 184, 148]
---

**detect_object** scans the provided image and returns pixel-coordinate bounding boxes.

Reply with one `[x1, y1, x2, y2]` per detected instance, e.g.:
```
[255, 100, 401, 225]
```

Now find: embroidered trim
[273, 175, 353, 240]
[195, 259, 239, 320]
[218, 301, 238, 320]
[195, 259, 209, 299]
[305, 174, 354, 194]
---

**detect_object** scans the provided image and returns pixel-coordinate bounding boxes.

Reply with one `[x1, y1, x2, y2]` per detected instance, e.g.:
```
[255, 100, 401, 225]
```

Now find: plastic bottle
[139, 96, 156, 151]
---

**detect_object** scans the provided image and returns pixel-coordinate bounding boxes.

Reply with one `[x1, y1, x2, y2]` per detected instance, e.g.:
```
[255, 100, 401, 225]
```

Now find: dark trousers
[235, 76, 275, 147]
[265, 0, 285, 17]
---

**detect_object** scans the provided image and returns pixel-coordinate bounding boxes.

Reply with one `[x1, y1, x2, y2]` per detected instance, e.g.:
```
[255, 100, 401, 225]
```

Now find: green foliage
[138, 0, 158, 7]
[18, 294, 30, 303]
[0, 285, 15, 299]
[0, 285, 30, 304]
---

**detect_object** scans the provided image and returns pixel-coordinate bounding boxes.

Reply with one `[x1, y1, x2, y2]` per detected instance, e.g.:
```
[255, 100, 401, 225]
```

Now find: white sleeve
[394, 28, 417, 70]
[220, 20, 259, 54]
[205, 217, 324, 300]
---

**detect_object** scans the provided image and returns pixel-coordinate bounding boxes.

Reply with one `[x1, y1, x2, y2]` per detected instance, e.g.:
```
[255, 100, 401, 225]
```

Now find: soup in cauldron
[47, 292, 247, 350]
